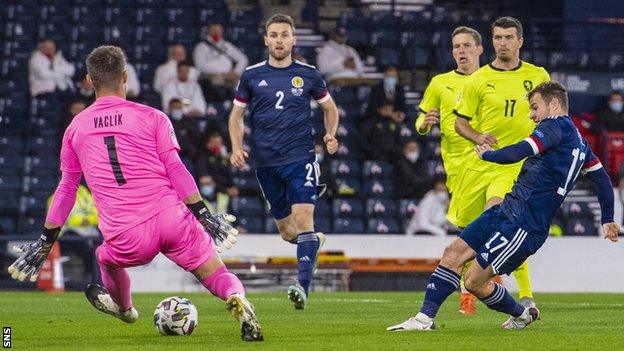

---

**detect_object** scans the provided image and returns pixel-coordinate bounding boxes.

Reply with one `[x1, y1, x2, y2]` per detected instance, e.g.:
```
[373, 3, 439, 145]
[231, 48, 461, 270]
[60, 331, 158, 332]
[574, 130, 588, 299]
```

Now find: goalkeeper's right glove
[8, 227, 61, 282]
[187, 201, 239, 252]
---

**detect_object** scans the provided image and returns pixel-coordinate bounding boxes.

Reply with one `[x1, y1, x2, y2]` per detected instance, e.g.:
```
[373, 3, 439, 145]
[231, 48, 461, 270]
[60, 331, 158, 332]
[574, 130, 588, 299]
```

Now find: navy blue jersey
[234, 60, 330, 167]
[500, 115, 603, 236]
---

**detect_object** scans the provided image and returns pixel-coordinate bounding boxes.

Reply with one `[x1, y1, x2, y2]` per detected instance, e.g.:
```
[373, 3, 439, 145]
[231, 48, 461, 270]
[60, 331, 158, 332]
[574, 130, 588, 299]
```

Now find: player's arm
[319, 96, 339, 154]
[229, 72, 251, 168]
[8, 131, 82, 282]
[582, 156, 619, 242]
[415, 77, 440, 134]
[453, 81, 497, 145]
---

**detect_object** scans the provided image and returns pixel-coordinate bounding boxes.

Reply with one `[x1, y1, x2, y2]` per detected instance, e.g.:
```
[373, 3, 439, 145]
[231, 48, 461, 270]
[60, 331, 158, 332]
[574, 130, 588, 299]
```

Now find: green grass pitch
[1, 291, 623, 350]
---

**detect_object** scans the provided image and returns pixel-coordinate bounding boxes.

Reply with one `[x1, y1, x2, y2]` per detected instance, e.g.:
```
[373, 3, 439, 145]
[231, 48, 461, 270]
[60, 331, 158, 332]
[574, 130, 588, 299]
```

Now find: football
[153, 296, 198, 336]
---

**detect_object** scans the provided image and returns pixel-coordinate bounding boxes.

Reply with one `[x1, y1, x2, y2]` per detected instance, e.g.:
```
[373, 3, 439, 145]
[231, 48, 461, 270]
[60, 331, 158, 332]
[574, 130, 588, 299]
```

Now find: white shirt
[28, 50, 75, 97]
[316, 40, 364, 80]
[161, 79, 207, 115]
[406, 190, 449, 236]
[125, 63, 140, 98]
[153, 59, 199, 93]
[192, 38, 248, 75]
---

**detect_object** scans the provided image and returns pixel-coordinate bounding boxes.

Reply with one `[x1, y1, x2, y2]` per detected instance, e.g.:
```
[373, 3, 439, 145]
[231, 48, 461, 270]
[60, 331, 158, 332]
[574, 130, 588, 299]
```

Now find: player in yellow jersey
[416, 26, 485, 315]
[451, 17, 550, 309]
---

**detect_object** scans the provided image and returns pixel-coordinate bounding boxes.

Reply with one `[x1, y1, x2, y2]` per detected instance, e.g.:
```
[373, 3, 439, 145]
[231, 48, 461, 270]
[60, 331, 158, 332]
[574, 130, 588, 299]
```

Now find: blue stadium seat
[21, 195, 47, 214]
[233, 175, 261, 194]
[330, 159, 361, 178]
[375, 48, 400, 68]
[370, 11, 401, 30]
[264, 217, 278, 234]
[400, 12, 428, 31]
[366, 199, 398, 218]
[406, 47, 431, 69]
[0, 216, 17, 233]
[230, 7, 263, 27]
[136, 7, 166, 24]
[238, 216, 264, 233]
[366, 180, 394, 198]
[332, 199, 363, 217]
[313, 215, 331, 234]
[230, 196, 265, 216]
[72, 5, 104, 23]
[0, 191, 20, 213]
[166, 7, 196, 25]
[370, 30, 399, 48]
[198, 7, 229, 25]
[399, 199, 419, 219]
[337, 10, 367, 29]
[0, 136, 24, 152]
[334, 178, 362, 196]
[427, 160, 446, 177]
[228, 27, 262, 47]
[561, 201, 594, 220]
[135, 25, 167, 44]
[315, 199, 330, 216]
[363, 160, 393, 179]
[334, 142, 363, 160]
[401, 31, 430, 47]
[27, 137, 57, 155]
[564, 218, 598, 236]
[24, 176, 56, 193]
[336, 122, 358, 142]
[20, 216, 45, 234]
[367, 218, 401, 234]
[27, 156, 59, 172]
[346, 28, 369, 48]
[330, 86, 356, 105]
[333, 218, 365, 234]
[0, 154, 23, 170]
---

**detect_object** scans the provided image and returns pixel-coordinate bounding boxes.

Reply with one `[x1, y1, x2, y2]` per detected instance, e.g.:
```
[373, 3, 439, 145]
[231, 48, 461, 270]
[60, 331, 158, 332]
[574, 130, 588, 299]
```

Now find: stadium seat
[367, 218, 401, 234]
[336, 122, 358, 142]
[330, 159, 361, 178]
[24, 176, 56, 193]
[400, 12, 428, 31]
[405, 47, 431, 69]
[198, 7, 229, 25]
[375, 48, 400, 68]
[334, 178, 362, 196]
[427, 160, 446, 177]
[370, 30, 399, 48]
[564, 218, 598, 236]
[401, 31, 430, 47]
[399, 199, 419, 219]
[370, 11, 401, 30]
[365, 180, 394, 198]
[166, 7, 196, 25]
[0, 216, 17, 233]
[233, 175, 261, 194]
[313, 215, 331, 234]
[561, 201, 594, 220]
[230, 196, 265, 216]
[229, 7, 263, 27]
[332, 198, 364, 217]
[363, 160, 393, 179]
[0, 175, 22, 191]
[332, 218, 365, 234]
[238, 216, 264, 234]
[0, 154, 24, 171]
[330, 86, 357, 106]
[337, 10, 367, 29]
[346, 28, 369, 48]
[264, 217, 278, 234]
[20, 215, 45, 234]
[21, 195, 47, 214]
[366, 199, 398, 218]
[0, 191, 20, 213]
[315, 200, 331, 216]
[136, 7, 166, 24]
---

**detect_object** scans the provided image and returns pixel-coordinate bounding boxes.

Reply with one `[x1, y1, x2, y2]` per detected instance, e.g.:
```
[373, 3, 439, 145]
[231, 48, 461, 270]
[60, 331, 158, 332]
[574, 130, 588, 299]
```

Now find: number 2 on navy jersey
[557, 147, 586, 196]
[275, 91, 284, 109]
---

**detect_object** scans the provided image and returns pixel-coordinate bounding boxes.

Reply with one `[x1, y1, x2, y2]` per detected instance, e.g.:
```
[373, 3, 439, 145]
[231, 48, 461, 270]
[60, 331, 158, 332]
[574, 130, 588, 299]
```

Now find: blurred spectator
[317, 26, 364, 80]
[161, 62, 207, 116]
[193, 23, 248, 101]
[47, 182, 99, 237]
[154, 44, 199, 94]
[168, 98, 202, 164]
[406, 178, 450, 236]
[28, 38, 75, 98]
[125, 61, 141, 99]
[365, 66, 405, 121]
[594, 91, 624, 132]
[74, 73, 95, 104]
[60, 100, 88, 139]
[199, 175, 230, 214]
[394, 140, 431, 198]
[195, 132, 240, 198]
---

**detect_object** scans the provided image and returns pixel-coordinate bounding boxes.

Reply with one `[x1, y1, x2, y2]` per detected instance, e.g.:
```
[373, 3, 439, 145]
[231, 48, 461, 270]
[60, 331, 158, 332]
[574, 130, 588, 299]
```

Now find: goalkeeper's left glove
[8, 227, 61, 282]
[187, 201, 239, 252]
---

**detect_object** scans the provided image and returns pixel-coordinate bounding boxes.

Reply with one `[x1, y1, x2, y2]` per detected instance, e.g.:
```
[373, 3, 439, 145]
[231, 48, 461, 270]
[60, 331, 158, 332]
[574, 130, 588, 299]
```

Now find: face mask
[609, 101, 623, 114]
[210, 33, 222, 42]
[406, 151, 419, 162]
[200, 185, 215, 198]
[384, 76, 397, 91]
[316, 153, 324, 163]
[170, 109, 184, 121]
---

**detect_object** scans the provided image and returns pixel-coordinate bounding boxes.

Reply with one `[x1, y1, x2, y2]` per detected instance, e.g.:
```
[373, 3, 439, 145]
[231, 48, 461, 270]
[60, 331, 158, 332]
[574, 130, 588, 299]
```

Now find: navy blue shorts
[256, 158, 320, 220]
[459, 205, 546, 275]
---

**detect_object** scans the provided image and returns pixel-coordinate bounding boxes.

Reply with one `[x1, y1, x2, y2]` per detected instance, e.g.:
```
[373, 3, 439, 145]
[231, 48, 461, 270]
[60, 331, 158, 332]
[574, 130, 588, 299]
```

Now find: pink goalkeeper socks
[201, 265, 245, 300]
[100, 265, 133, 311]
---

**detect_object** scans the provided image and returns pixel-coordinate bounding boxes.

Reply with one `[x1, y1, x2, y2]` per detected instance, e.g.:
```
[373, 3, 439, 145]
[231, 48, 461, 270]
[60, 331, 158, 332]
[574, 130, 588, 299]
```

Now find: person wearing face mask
[193, 23, 249, 101]
[161, 61, 207, 117]
[594, 91, 624, 132]
[168, 99, 202, 165]
[154, 44, 199, 94]
[199, 175, 230, 214]
[394, 140, 432, 199]
[406, 178, 450, 236]
[316, 26, 364, 80]
[195, 132, 240, 199]
[359, 67, 406, 161]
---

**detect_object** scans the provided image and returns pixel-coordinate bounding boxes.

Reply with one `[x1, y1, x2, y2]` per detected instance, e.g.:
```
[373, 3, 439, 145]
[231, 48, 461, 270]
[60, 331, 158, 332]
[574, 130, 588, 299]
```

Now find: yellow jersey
[454, 61, 550, 173]
[416, 70, 473, 177]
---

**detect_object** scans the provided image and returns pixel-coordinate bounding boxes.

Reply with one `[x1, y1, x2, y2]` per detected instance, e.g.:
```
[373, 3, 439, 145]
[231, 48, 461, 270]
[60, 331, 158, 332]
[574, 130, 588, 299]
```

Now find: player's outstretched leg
[464, 262, 539, 330]
[198, 262, 263, 341]
[85, 283, 139, 323]
[512, 261, 536, 308]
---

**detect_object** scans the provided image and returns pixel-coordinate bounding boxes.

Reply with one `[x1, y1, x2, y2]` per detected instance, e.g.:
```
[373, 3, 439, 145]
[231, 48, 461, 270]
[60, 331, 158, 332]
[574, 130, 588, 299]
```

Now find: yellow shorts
[446, 168, 516, 228]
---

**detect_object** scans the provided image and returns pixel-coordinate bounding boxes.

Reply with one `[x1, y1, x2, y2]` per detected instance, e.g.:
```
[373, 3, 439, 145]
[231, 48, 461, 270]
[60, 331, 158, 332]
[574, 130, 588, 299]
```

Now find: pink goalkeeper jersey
[61, 96, 181, 239]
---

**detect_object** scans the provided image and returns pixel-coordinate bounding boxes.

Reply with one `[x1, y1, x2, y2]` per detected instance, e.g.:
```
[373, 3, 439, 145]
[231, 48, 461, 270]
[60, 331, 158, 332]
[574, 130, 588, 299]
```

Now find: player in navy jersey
[228, 13, 339, 310]
[388, 81, 619, 331]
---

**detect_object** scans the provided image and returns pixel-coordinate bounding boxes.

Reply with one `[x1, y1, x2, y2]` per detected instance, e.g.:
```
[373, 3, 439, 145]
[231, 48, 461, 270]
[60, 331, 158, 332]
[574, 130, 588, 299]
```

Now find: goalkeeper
[8, 45, 263, 342]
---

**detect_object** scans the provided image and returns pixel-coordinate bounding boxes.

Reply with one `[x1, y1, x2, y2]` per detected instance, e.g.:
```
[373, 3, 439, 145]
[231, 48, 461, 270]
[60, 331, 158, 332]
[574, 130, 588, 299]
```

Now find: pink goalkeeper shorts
[95, 202, 216, 272]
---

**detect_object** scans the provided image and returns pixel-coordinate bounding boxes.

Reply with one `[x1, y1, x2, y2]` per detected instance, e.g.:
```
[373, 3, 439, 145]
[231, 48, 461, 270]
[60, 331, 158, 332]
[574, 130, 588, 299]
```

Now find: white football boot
[387, 312, 436, 331]
[502, 307, 540, 330]
[226, 294, 264, 341]
[85, 284, 138, 323]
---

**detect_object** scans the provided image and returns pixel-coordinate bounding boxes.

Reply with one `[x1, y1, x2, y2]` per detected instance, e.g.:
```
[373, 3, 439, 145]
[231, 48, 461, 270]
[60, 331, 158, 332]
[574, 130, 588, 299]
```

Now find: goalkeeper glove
[8, 227, 61, 282]
[187, 201, 238, 252]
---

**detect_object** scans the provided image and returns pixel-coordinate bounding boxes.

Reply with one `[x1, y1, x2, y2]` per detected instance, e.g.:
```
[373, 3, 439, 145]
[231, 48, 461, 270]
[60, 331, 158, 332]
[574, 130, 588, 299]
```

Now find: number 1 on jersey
[557, 147, 585, 196]
[104, 136, 127, 186]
